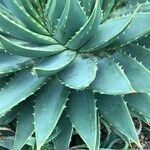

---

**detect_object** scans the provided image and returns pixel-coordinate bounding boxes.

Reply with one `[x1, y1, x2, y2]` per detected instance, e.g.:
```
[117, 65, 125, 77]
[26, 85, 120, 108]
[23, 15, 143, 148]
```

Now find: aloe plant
[0, 0, 150, 150]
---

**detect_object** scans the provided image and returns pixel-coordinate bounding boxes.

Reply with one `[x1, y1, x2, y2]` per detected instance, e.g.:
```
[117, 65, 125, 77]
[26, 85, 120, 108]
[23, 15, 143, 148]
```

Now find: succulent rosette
[0, 0, 150, 150]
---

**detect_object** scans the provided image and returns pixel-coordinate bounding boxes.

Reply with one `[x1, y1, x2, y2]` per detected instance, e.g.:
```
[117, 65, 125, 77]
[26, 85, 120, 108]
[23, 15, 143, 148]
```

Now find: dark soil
[132, 122, 150, 149]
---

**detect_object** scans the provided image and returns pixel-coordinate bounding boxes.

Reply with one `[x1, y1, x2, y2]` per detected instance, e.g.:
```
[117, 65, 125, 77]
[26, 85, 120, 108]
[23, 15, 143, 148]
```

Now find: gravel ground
[132, 122, 150, 150]
[139, 134, 150, 149]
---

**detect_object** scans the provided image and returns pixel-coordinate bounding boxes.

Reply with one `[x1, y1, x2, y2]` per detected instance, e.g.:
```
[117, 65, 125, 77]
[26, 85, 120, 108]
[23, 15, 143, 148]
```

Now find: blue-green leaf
[34, 50, 76, 76]
[0, 104, 21, 126]
[122, 44, 150, 70]
[90, 57, 134, 95]
[3, 0, 49, 35]
[110, 13, 150, 48]
[0, 69, 47, 115]
[0, 11, 56, 44]
[0, 35, 65, 57]
[0, 52, 34, 74]
[0, 75, 12, 89]
[102, 0, 115, 21]
[112, 51, 150, 93]
[80, 0, 95, 16]
[124, 93, 150, 117]
[34, 78, 69, 149]
[0, 137, 14, 150]
[66, 0, 102, 50]
[46, 0, 66, 34]
[80, 15, 133, 52]
[67, 90, 98, 150]
[58, 54, 97, 90]
[129, 108, 150, 124]
[96, 94, 140, 146]
[20, 0, 43, 25]
[54, 0, 87, 44]
[53, 112, 73, 150]
[13, 100, 34, 150]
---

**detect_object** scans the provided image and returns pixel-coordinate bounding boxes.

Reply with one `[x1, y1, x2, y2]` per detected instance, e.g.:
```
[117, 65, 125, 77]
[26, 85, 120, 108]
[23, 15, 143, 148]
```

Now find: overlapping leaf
[67, 90, 98, 150]
[0, 69, 47, 115]
[58, 54, 97, 89]
[34, 78, 69, 149]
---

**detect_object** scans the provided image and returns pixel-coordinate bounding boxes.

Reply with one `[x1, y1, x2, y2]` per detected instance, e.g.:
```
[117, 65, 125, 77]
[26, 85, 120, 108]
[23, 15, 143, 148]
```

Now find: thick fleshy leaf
[112, 51, 150, 92]
[0, 69, 47, 115]
[90, 57, 134, 95]
[96, 94, 140, 146]
[80, 0, 95, 16]
[0, 104, 20, 126]
[96, 116, 100, 150]
[0, 137, 14, 150]
[110, 12, 150, 48]
[46, 0, 66, 34]
[129, 108, 150, 124]
[66, 0, 102, 50]
[13, 100, 34, 150]
[80, 15, 133, 52]
[53, 112, 73, 150]
[127, 0, 147, 6]
[0, 52, 34, 74]
[34, 50, 76, 76]
[58, 54, 97, 90]
[0, 75, 12, 89]
[135, 34, 150, 48]
[54, 0, 87, 44]
[0, 10, 56, 44]
[0, 35, 65, 57]
[102, 0, 115, 21]
[3, 0, 49, 35]
[122, 44, 150, 70]
[112, 2, 150, 17]
[67, 90, 98, 150]
[124, 93, 150, 117]
[0, 4, 18, 23]
[0, 1, 7, 8]
[34, 78, 69, 149]
[20, 0, 43, 25]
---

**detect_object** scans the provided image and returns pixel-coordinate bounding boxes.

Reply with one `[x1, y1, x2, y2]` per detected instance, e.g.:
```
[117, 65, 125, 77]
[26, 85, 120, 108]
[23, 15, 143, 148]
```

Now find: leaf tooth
[32, 112, 35, 117]
[143, 45, 146, 48]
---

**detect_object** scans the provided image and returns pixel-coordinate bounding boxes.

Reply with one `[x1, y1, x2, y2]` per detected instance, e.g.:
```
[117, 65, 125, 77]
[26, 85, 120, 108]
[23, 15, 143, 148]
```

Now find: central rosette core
[44, 0, 102, 52]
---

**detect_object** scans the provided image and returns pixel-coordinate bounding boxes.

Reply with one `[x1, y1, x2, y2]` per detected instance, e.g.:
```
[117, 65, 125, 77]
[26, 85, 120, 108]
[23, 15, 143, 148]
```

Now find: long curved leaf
[96, 94, 140, 147]
[0, 52, 34, 74]
[54, 0, 87, 44]
[0, 69, 47, 115]
[123, 44, 150, 70]
[34, 50, 76, 76]
[3, 0, 48, 35]
[0, 104, 21, 126]
[46, 0, 66, 34]
[110, 12, 150, 48]
[66, 0, 102, 50]
[0, 35, 65, 57]
[53, 112, 73, 150]
[80, 15, 133, 52]
[112, 51, 150, 93]
[124, 93, 150, 117]
[13, 100, 34, 150]
[34, 78, 69, 149]
[0, 10, 56, 44]
[67, 90, 98, 150]
[20, 0, 43, 25]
